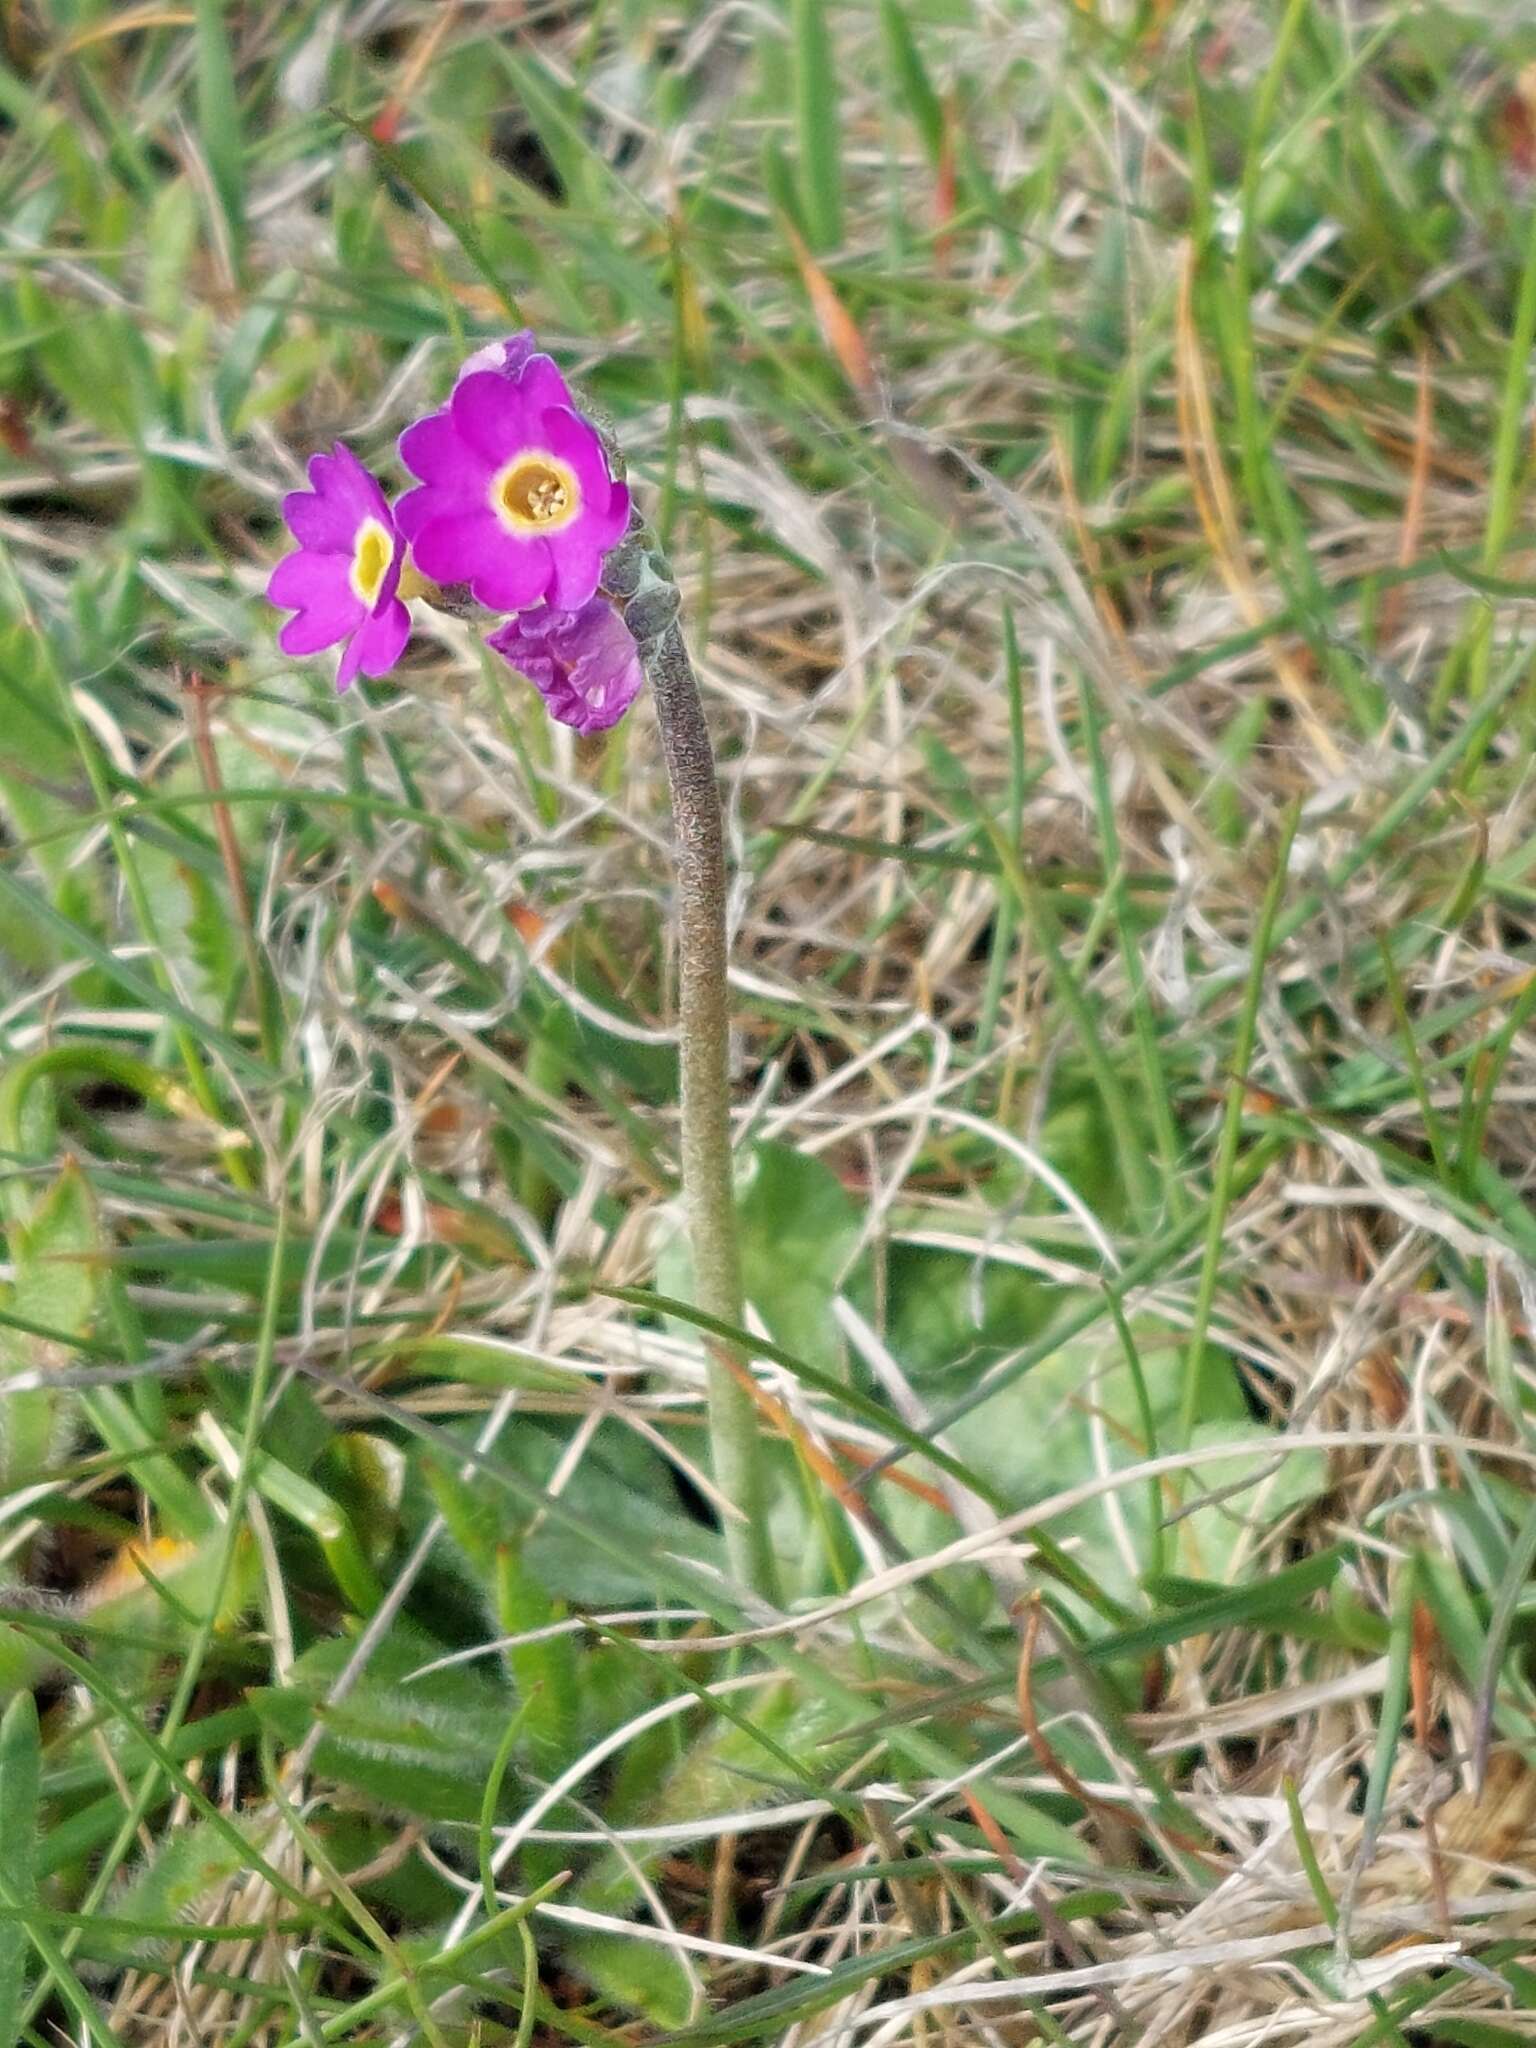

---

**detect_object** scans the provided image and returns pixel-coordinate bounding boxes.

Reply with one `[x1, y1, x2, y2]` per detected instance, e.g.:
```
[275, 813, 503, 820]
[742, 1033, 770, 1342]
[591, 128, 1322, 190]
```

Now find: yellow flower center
[491, 452, 580, 535]
[350, 517, 394, 606]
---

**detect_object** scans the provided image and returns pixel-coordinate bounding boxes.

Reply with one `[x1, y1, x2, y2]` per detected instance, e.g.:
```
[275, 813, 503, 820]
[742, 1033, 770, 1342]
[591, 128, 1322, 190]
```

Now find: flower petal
[374, 533, 403, 609]
[456, 330, 539, 383]
[267, 549, 346, 610]
[468, 537, 556, 613]
[392, 482, 440, 545]
[488, 597, 644, 736]
[407, 507, 528, 592]
[536, 410, 630, 550]
[278, 592, 362, 657]
[281, 486, 354, 552]
[545, 537, 607, 612]
[568, 619, 644, 732]
[358, 596, 412, 675]
[604, 477, 633, 535]
[537, 407, 612, 493]
[394, 347, 623, 618]
[281, 445, 394, 553]
[324, 443, 392, 523]
[518, 353, 576, 416]
[335, 633, 365, 692]
[398, 408, 476, 490]
[450, 370, 534, 466]
[337, 598, 411, 690]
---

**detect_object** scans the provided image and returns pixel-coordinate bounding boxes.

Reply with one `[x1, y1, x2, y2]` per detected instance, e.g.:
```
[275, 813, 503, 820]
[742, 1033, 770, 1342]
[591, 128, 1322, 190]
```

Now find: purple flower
[487, 598, 644, 736]
[266, 445, 411, 690]
[395, 355, 629, 616]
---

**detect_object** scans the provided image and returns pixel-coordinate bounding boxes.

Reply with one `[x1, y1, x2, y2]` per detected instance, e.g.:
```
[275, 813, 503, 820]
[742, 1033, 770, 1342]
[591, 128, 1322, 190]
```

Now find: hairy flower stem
[607, 530, 778, 1602]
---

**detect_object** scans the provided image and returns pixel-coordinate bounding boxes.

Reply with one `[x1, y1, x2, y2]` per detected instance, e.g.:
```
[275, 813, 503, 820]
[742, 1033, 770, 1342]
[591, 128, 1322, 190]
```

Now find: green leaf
[565, 1677, 858, 2023]
[22, 291, 159, 441]
[249, 1626, 516, 1825]
[391, 1336, 585, 1398]
[214, 269, 298, 431]
[881, 1309, 1262, 1618]
[492, 44, 599, 216]
[425, 1450, 670, 1818]
[194, 1416, 381, 1614]
[1179, 1422, 1329, 1583]
[326, 1433, 406, 1568]
[580, 1676, 855, 1917]
[97, 1815, 271, 1965]
[495, 1543, 579, 1777]
[561, 1930, 694, 2031]
[483, 1415, 727, 1607]
[874, 1240, 1051, 1390]
[739, 1143, 858, 1367]
[7, 1161, 98, 1343]
[0, 1162, 103, 1493]
[0, 625, 98, 970]
[760, 135, 804, 236]
[144, 175, 202, 329]
[662, 1142, 860, 1377]
[0, 1691, 39, 2048]
[80, 1528, 257, 1642]
[331, 113, 519, 325]
[422, 1449, 505, 1583]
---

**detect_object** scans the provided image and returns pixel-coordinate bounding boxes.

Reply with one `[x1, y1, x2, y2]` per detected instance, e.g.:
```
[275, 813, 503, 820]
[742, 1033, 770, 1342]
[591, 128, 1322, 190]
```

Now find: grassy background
[3, 0, 1536, 2041]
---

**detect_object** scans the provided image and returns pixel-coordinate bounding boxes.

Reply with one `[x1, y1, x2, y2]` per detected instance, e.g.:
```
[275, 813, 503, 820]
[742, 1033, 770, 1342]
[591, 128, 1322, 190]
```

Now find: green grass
[2, 1, 1536, 2043]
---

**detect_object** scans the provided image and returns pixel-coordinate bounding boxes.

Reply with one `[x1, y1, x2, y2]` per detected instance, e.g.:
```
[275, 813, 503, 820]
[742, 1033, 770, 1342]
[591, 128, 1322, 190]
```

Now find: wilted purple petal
[487, 598, 644, 736]
[456, 330, 540, 383]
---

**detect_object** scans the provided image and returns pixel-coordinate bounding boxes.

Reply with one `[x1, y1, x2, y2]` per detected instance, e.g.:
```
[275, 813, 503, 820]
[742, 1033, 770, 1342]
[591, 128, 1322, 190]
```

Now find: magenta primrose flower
[395, 350, 630, 615]
[487, 598, 644, 737]
[267, 445, 410, 690]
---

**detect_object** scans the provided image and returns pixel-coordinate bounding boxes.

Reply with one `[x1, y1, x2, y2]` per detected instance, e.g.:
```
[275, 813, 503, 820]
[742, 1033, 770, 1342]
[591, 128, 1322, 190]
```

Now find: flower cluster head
[266, 332, 642, 733]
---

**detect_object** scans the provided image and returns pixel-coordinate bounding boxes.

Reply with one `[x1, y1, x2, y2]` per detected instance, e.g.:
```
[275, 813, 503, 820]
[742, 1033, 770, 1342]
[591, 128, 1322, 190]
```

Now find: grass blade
[1179, 800, 1299, 1443]
[793, 0, 843, 250]
[0, 1693, 39, 2048]
[193, 0, 245, 268]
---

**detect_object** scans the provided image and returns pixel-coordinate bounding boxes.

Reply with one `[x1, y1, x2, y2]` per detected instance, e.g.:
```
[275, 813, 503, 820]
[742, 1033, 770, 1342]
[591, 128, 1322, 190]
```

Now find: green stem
[614, 538, 777, 1601]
